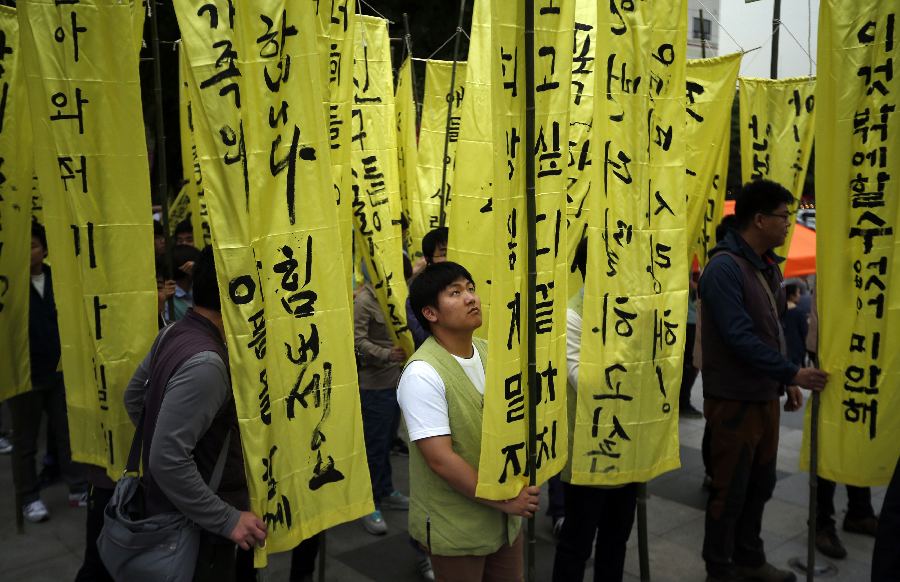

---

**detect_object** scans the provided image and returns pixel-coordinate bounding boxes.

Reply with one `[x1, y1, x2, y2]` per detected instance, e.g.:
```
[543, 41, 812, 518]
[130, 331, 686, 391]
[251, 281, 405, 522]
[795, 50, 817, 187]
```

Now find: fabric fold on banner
[739, 76, 816, 260]
[412, 59, 467, 254]
[800, 0, 899, 487]
[685, 53, 742, 267]
[571, 0, 687, 486]
[474, 0, 573, 501]
[178, 42, 210, 248]
[175, 0, 372, 565]
[395, 57, 419, 257]
[0, 5, 33, 401]
[351, 16, 414, 357]
[19, 0, 158, 478]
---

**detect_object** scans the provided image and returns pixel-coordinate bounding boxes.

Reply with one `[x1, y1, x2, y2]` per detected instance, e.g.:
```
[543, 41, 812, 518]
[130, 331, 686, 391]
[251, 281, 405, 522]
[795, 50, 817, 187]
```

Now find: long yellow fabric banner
[20, 0, 158, 477]
[0, 5, 32, 401]
[175, 0, 372, 565]
[800, 0, 899, 486]
[177, 42, 210, 248]
[565, 0, 597, 300]
[447, 0, 495, 336]
[351, 16, 414, 356]
[686, 54, 742, 266]
[395, 57, 419, 257]
[475, 0, 573, 501]
[572, 0, 687, 486]
[739, 76, 816, 259]
[412, 60, 467, 254]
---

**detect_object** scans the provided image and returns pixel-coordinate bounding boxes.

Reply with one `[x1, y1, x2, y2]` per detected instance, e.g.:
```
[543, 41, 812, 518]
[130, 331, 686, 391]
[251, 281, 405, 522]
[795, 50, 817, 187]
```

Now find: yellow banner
[566, 0, 596, 299]
[316, 0, 355, 299]
[176, 0, 373, 564]
[800, 0, 899, 486]
[20, 0, 158, 477]
[395, 57, 419, 256]
[351, 16, 414, 356]
[412, 60, 467, 254]
[177, 42, 210, 248]
[475, 0, 573, 501]
[686, 54, 742, 266]
[447, 0, 495, 336]
[572, 0, 687, 486]
[739, 76, 816, 258]
[0, 5, 32, 401]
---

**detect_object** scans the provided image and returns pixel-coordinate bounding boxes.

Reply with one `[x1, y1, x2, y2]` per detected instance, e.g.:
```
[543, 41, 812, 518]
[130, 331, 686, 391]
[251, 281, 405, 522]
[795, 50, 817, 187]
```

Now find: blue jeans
[360, 389, 399, 503]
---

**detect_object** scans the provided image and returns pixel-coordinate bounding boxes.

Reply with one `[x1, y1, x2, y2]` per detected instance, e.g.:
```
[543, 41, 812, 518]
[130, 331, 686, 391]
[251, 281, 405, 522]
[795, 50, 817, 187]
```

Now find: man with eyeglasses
[699, 179, 828, 582]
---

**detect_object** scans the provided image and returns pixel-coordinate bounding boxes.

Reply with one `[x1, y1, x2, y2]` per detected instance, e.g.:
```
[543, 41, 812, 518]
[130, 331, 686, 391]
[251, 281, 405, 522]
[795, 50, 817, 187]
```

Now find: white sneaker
[417, 556, 435, 581]
[0, 436, 11, 454]
[23, 500, 49, 523]
[361, 509, 388, 535]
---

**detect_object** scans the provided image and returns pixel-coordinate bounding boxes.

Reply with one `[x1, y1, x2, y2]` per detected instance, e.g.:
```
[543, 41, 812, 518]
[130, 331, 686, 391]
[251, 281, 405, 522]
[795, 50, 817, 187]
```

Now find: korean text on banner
[474, 0, 572, 501]
[395, 57, 419, 257]
[19, 0, 158, 477]
[447, 0, 494, 337]
[412, 60, 467, 253]
[739, 76, 816, 259]
[351, 16, 414, 357]
[800, 1, 899, 486]
[176, 0, 373, 565]
[570, 0, 688, 486]
[0, 5, 32, 401]
[177, 42, 210, 248]
[686, 54, 742, 266]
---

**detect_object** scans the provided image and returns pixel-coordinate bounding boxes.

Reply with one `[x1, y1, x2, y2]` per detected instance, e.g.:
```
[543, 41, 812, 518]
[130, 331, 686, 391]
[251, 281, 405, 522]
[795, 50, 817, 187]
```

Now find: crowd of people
[3, 180, 899, 582]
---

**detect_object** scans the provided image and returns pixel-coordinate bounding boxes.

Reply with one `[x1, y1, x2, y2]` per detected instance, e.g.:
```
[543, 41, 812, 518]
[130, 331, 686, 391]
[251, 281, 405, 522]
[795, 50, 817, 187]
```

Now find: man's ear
[422, 304, 439, 324]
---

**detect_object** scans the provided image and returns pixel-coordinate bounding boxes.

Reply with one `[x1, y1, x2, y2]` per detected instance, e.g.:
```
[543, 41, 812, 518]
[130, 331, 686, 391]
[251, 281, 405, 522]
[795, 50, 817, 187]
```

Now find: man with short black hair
[700, 179, 828, 582]
[125, 246, 266, 580]
[407, 227, 450, 348]
[174, 218, 195, 247]
[398, 261, 539, 582]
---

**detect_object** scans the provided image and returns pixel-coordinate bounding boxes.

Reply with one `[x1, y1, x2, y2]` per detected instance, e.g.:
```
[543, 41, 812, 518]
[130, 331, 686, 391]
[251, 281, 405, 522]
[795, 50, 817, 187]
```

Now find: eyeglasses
[761, 211, 795, 222]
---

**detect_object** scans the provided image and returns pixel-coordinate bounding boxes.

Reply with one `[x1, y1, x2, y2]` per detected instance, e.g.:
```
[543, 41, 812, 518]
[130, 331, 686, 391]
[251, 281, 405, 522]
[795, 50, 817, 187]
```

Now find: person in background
[680, 271, 703, 418]
[552, 237, 637, 582]
[699, 180, 828, 582]
[399, 261, 537, 582]
[169, 244, 202, 322]
[174, 218, 196, 247]
[9, 221, 87, 523]
[154, 220, 166, 258]
[872, 456, 900, 581]
[407, 227, 449, 348]
[354, 280, 410, 536]
[782, 284, 808, 368]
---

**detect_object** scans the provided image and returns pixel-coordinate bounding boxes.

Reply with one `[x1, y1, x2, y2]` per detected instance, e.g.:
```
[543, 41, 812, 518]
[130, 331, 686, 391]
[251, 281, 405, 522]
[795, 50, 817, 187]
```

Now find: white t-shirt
[31, 272, 46, 299]
[397, 344, 485, 442]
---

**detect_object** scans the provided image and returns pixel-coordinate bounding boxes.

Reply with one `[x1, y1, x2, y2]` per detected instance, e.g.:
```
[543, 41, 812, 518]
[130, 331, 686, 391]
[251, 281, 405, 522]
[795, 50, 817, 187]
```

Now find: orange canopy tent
[721, 200, 816, 278]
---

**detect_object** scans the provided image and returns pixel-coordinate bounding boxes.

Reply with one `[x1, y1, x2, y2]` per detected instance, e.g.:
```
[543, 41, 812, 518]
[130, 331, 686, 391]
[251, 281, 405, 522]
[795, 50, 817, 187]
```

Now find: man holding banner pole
[699, 180, 828, 582]
[398, 262, 538, 581]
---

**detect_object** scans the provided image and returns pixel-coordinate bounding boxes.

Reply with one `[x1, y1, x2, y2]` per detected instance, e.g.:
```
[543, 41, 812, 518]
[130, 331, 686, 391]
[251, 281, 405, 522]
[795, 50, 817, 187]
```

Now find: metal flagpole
[637, 483, 651, 580]
[318, 532, 327, 582]
[523, 0, 538, 581]
[437, 0, 467, 228]
[402, 13, 422, 126]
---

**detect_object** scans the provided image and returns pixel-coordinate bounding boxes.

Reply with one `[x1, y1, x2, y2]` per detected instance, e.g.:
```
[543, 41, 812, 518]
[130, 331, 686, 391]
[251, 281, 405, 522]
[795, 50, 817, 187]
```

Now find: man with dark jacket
[9, 222, 86, 523]
[124, 246, 266, 580]
[699, 180, 828, 582]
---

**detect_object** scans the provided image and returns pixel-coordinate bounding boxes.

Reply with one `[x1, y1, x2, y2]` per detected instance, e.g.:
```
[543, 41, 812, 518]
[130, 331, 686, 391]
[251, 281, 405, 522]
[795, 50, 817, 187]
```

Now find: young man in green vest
[398, 261, 540, 581]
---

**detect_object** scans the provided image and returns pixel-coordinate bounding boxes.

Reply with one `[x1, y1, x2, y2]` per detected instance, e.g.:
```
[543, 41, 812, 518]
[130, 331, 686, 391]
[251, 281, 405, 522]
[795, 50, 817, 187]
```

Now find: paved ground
[1, 379, 883, 581]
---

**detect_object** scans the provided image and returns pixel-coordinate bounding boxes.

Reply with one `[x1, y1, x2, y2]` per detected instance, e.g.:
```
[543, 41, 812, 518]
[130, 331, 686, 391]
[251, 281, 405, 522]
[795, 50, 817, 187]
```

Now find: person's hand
[389, 346, 407, 362]
[792, 367, 829, 391]
[229, 511, 267, 550]
[178, 261, 195, 276]
[412, 256, 427, 277]
[157, 280, 176, 313]
[499, 485, 541, 518]
[784, 385, 803, 412]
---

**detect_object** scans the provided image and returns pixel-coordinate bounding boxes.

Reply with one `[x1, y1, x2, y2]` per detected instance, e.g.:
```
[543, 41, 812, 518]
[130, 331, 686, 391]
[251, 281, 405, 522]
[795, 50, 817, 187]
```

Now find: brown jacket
[354, 284, 403, 390]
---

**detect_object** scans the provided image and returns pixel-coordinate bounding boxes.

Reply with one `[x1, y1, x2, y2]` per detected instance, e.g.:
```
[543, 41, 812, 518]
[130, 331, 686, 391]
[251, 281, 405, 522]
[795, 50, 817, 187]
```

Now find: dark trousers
[873, 456, 900, 582]
[75, 485, 115, 582]
[194, 534, 256, 582]
[816, 477, 874, 531]
[289, 534, 321, 581]
[8, 373, 84, 503]
[546, 474, 565, 520]
[680, 323, 698, 408]
[360, 389, 399, 502]
[702, 398, 779, 578]
[552, 482, 638, 582]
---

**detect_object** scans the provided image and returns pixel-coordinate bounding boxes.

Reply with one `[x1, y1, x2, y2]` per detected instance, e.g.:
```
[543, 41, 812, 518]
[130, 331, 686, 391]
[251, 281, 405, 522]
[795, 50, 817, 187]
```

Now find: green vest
[560, 291, 583, 483]
[406, 336, 522, 556]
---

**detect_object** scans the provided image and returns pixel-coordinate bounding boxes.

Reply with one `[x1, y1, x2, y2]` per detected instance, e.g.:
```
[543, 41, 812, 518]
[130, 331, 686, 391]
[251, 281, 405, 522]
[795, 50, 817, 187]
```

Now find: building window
[692, 16, 711, 40]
